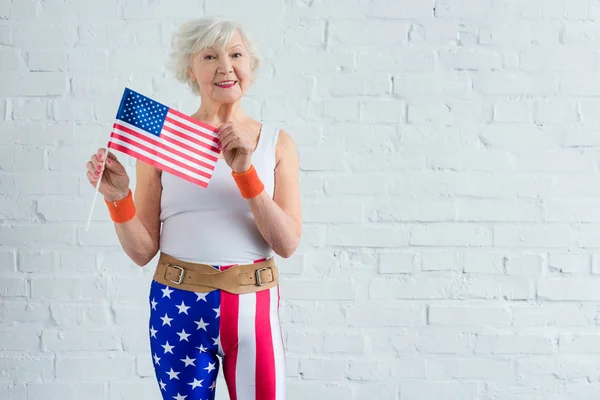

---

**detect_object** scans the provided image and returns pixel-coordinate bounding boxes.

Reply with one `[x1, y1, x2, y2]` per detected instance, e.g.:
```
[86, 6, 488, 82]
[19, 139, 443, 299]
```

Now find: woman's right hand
[86, 148, 131, 202]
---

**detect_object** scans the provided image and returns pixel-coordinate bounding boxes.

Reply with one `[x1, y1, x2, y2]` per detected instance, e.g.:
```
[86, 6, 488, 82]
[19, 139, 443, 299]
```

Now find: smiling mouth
[215, 81, 237, 89]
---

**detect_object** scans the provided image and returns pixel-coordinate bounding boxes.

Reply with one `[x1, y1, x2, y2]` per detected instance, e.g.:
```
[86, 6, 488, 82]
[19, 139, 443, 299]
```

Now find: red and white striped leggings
[148, 263, 286, 400]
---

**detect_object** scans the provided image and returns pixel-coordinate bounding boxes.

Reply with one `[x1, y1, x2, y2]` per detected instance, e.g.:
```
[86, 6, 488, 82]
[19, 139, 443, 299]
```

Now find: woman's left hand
[217, 121, 253, 173]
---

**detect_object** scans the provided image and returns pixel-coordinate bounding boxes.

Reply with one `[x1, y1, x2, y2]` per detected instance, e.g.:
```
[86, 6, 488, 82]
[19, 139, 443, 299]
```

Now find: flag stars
[161, 286, 174, 298]
[188, 378, 203, 389]
[180, 355, 196, 367]
[176, 329, 191, 342]
[162, 341, 175, 354]
[204, 362, 216, 373]
[176, 301, 190, 315]
[150, 326, 158, 338]
[166, 368, 180, 380]
[160, 313, 173, 327]
[194, 318, 209, 331]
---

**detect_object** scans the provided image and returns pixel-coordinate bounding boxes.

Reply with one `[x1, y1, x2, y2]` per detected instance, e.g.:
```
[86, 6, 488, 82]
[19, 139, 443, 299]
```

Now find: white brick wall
[1, 0, 600, 399]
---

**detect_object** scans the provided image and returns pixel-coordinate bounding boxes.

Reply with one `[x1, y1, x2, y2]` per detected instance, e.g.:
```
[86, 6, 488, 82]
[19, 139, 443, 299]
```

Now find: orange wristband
[232, 165, 264, 199]
[104, 189, 136, 223]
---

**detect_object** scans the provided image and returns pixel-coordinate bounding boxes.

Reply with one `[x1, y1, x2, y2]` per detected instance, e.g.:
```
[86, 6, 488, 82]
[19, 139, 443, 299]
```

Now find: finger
[216, 123, 233, 135]
[87, 170, 99, 185]
[220, 135, 237, 151]
[90, 155, 103, 173]
[97, 148, 118, 162]
[223, 137, 243, 152]
[87, 161, 102, 179]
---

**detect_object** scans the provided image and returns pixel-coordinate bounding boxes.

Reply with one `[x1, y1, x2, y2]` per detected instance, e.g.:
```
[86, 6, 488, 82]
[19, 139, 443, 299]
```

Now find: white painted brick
[523, 49, 597, 72]
[548, 253, 589, 274]
[357, 49, 435, 73]
[0, 25, 10, 45]
[0, 329, 39, 351]
[50, 301, 112, 326]
[327, 225, 408, 247]
[559, 334, 600, 353]
[287, 382, 351, 400]
[0, 196, 35, 220]
[346, 304, 425, 327]
[27, 50, 68, 71]
[354, 383, 398, 400]
[475, 334, 554, 354]
[0, 49, 23, 70]
[31, 276, 106, 300]
[463, 251, 504, 274]
[42, 329, 120, 351]
[281, 280, 352, 300]
[299, 357, 347, 380]
[108, 380, 159, 400]
[517, 356, 600, 381]
[286, 332, 324, 353]
[325, 174, 389, 195]
[0, 225, 73, 246]
[56, 354, 136, 380]
[512, 304, 595, 327]
[303, 199, 363, 223]
[1, 300, 51, 324]
[538, 278, 600, 301]
[429, 305, 511, 327]
[326, 72, 391, 97]
[457, 199, 543, 222]
[329, 20, 409, 46]
[494, 225, 576, 248]
[370, 277, 451, 300]
[371, 199, 456, 222]
[420, 252, 461, 271]
[10, 173, 78, 195]
[12, 99, 50, 120]
[494, 99, 533, 122]
[411, 224, 492, 246]
[505, 254, 545, 275]
[378, 252, 418, 274]
[399, 380, 478, 400]
[0, 274, 28, 297]
[0, 352, 53, 382]
[323, 334, 364, 354]
[348, 358, 395, 380]
[392, 333, 471, 355]
[28, 383, 106, 400]
[393, 74, 471, 98]
[360, 100, 405, 123]
[299, 149, 347, 171]
[474, 72, 557, 96]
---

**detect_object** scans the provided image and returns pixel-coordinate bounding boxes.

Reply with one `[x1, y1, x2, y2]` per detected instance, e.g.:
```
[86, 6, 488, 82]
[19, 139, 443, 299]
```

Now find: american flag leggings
[148, 261, 286, 400]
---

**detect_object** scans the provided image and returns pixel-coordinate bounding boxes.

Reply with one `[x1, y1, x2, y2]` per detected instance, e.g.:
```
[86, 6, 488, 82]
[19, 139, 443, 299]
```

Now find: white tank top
[159, 124, 279, 265]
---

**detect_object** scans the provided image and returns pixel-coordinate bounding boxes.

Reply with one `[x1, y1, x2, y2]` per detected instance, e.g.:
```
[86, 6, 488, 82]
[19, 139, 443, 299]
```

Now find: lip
[215, 80, 237, 89]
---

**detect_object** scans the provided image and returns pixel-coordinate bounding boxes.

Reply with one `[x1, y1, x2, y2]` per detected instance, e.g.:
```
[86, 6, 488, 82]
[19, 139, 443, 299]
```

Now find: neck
[194, 99, 248, 128]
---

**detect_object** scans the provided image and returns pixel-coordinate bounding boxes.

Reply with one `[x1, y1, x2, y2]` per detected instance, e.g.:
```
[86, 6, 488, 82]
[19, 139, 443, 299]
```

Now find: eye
[204, 55, 215, 60]
[232, 53, 243, 58]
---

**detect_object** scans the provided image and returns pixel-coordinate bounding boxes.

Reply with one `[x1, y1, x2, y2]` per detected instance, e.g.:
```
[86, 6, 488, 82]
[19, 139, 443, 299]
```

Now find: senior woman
[85, 17, 301, 400]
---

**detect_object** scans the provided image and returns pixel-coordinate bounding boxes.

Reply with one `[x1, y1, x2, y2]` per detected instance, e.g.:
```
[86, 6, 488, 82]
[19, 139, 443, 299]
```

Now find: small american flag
[108, 88, 220, 188]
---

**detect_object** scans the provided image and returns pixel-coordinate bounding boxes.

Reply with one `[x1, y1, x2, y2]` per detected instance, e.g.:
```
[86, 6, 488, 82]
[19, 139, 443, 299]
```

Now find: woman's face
[189, 31, 252, 105]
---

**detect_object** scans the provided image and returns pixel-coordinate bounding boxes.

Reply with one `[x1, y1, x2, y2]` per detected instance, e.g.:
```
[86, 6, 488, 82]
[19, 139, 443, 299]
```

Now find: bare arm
[112, 160, 162, 266]
[247, 130, 302, 258]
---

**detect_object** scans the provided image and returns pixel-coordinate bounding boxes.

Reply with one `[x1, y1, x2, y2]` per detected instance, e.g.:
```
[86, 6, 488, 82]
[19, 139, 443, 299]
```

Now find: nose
[217, 57, 233, 74]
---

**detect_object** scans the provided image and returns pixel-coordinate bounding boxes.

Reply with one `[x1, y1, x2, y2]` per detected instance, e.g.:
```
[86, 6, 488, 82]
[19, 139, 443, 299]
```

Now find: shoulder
[275, 129, 298, 167]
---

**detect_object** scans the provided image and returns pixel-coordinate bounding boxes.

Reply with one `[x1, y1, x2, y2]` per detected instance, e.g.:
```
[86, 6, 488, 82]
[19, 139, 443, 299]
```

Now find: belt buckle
[255, 267, 271, 287]
[169, 265, 185, 285]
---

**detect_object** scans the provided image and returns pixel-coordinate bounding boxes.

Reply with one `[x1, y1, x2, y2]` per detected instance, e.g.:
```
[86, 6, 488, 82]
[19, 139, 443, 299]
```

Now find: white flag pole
[84, 144, 109, 232]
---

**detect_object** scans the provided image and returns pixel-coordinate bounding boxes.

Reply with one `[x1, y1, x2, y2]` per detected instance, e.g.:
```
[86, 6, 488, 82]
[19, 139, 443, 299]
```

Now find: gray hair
[168, 17, 261, 95]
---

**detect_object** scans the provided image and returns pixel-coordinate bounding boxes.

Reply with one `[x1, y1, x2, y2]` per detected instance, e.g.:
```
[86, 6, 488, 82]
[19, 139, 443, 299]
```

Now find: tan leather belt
[153, 253, 278, 295]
